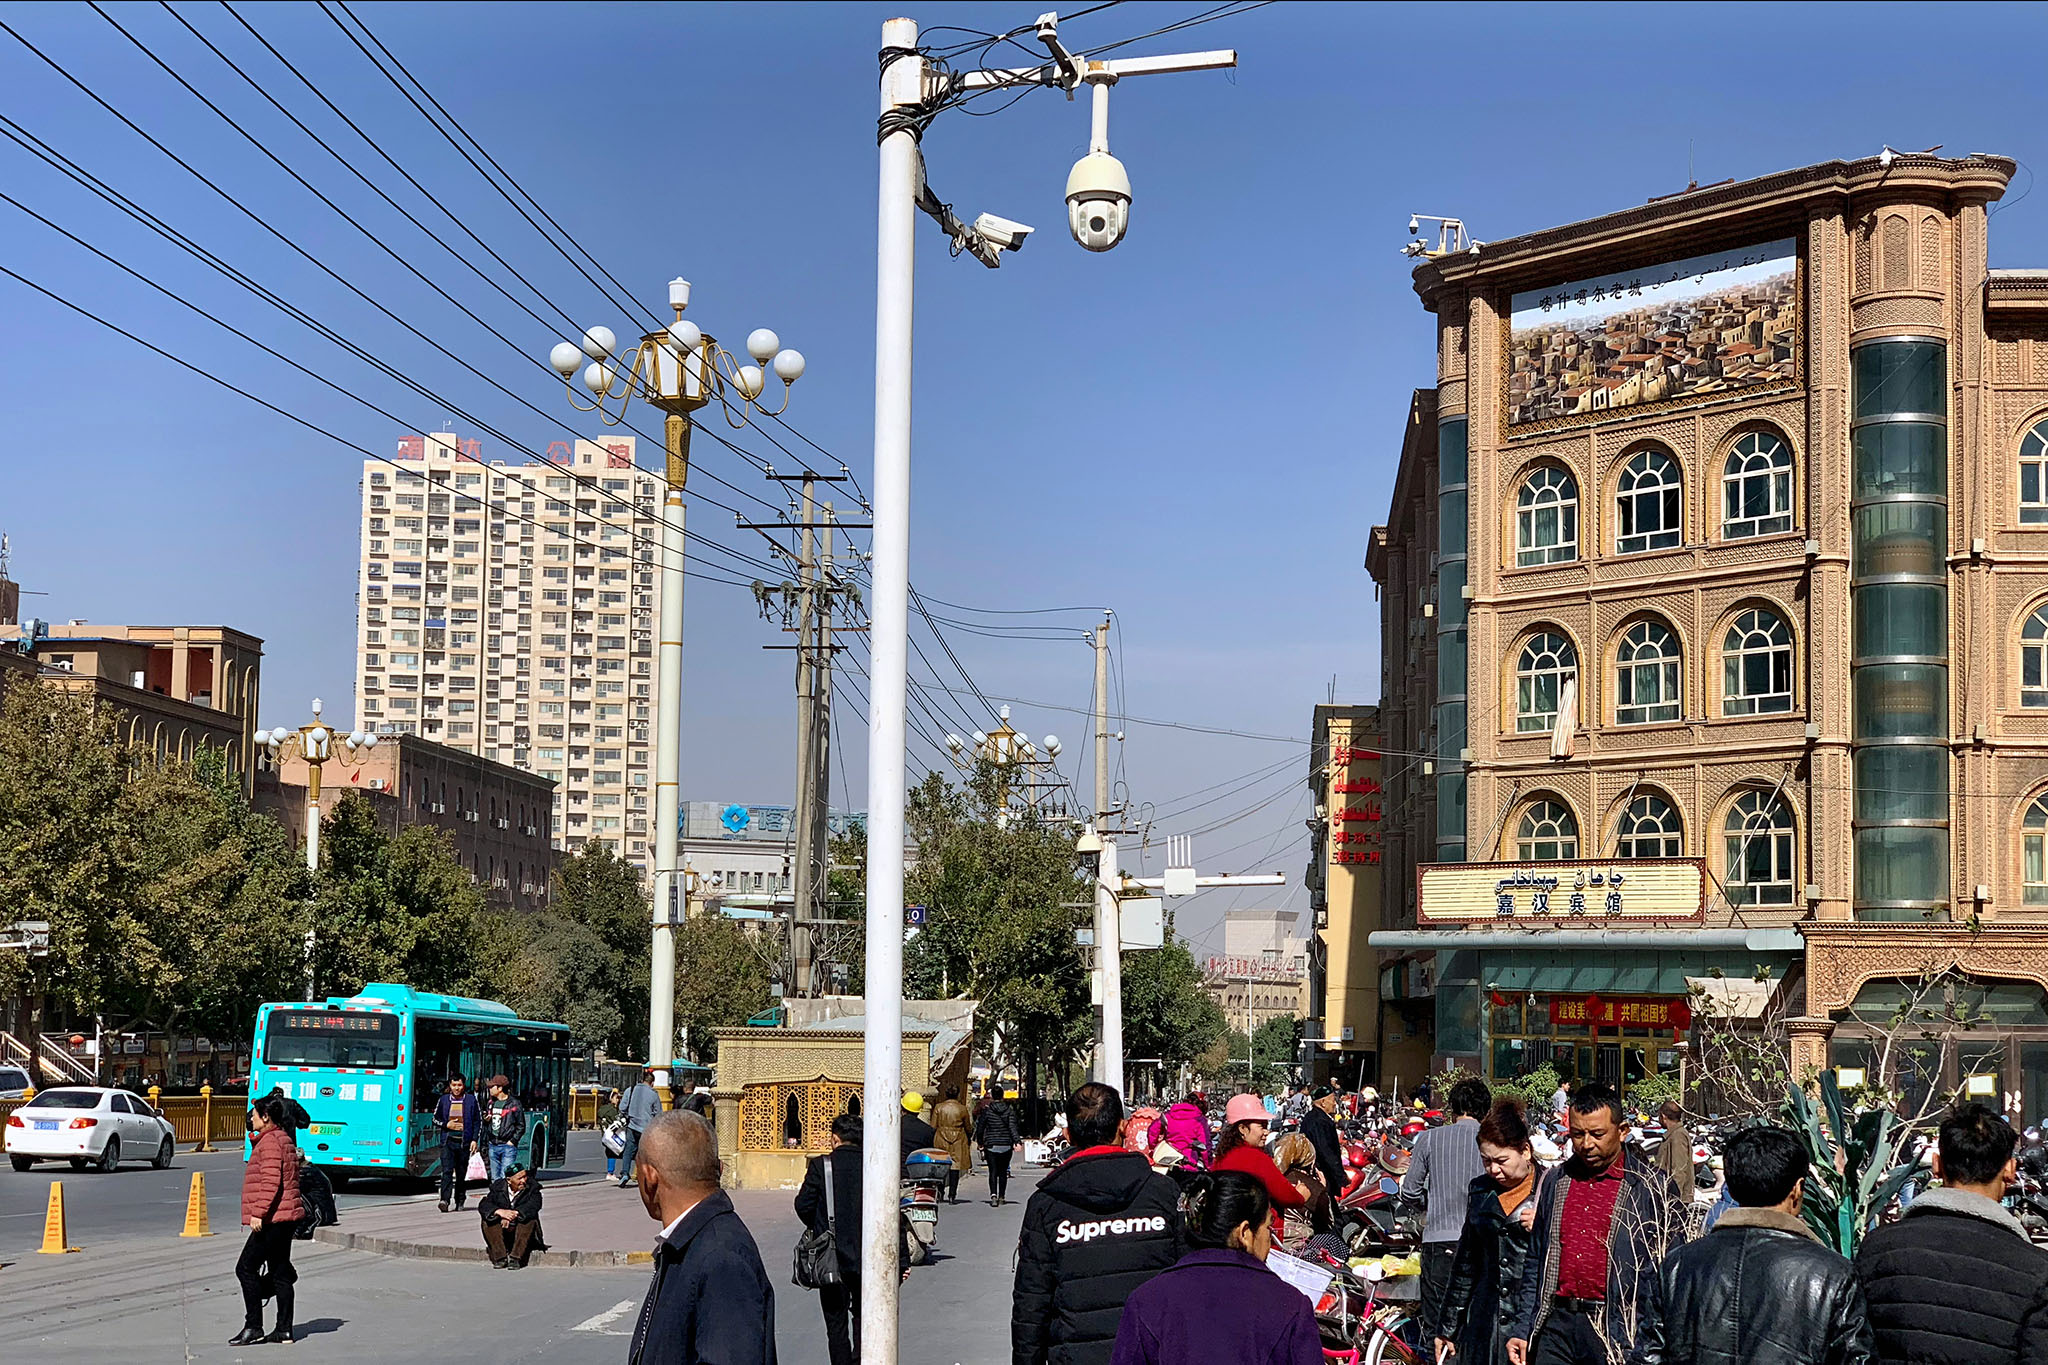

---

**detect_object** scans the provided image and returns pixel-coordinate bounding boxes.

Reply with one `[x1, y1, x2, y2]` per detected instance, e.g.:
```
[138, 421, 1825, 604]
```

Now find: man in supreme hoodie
[1013, 1083, 1185, 1365]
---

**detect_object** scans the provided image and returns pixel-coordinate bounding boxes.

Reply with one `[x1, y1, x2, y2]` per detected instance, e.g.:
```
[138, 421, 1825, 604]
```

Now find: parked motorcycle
[901, 1149, 950, 1265]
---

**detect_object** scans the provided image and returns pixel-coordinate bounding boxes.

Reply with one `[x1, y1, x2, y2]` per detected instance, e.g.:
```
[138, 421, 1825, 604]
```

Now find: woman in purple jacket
[1111, 1170, 1323, 1365]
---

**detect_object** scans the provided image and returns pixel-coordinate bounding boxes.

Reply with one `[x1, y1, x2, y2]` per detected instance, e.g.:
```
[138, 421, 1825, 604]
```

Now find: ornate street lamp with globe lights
[258, 699, 378, 1000]
[541, 279, 803, 1084]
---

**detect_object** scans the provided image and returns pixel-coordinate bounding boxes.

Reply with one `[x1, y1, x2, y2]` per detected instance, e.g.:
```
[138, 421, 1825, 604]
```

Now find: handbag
[602, 1119, 627, 1157]
[465, 1151, 488, 1182]
[792, 1153, 843, 1290]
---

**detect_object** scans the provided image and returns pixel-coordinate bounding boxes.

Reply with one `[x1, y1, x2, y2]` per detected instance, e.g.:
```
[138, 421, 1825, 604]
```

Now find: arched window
[2025, 795, 2048, 904]
[1616, 620, 1681, 725]
[1516, 632, 1577, 734]
[1723, 608, 1793, 715]
[2021, 606, 2048, 709]
[1725, 791, 1795, 906]
[1616, 448, 1682, 554]
[1515, 799, 1578, 861]
[1615, 794, 1682, 858]
[1516, 467, 1579, 566]
[2023, 420, 2048, 525]
[1722, 432, 1794, 538]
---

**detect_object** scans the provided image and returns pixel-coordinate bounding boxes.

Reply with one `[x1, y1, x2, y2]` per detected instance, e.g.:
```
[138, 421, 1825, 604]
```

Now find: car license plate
[33, 1120, 58, 1131]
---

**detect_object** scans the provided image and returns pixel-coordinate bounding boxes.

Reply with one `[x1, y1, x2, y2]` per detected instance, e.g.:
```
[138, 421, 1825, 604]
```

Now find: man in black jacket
[1855, 1102, 2048, 1365]
[628, 1111, 775, 1365]
[795, 1113, 867, 1365]
[479, 1163, 544, 1268]
[1302, 1085, 1349, 1201]
[1013, 1082, 1182, 1365]
[1636, 1124, 1873, 1365]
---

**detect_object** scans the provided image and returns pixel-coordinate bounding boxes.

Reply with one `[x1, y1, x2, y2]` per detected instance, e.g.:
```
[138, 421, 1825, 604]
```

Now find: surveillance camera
[1407, 215, 1420, 234]
[1066, 151, 1131, 252]
[972, 212, 1035, 254]
[1878, 146, 1895, 168]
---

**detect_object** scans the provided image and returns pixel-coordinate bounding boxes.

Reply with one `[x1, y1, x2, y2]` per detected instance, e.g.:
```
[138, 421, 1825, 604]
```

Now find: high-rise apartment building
[354, 432, 663, 877]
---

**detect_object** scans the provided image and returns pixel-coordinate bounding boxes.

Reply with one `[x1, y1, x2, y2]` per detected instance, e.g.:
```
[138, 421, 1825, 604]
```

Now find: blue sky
[5, 1, 2047, 951]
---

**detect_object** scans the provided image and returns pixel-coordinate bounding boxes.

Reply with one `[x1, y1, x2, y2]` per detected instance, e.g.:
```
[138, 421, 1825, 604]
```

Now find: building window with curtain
[1516, 632, 1577, 734]
[2025, 606, 2048, 708]
[1616, 448, 1683, 554]
[1725, 790, 1795, 905]
[1515, 799, 1578, 861]
[2025, 795, 2048, 904]
[1615, 794, 1682, 857]
[1516, 466, 1579, 566]
[1722, 432, 1794, 538]
[1723, 608, 1794, 714]
[2023, 420, 2048, 525]
[1616, 619, 1681, 724]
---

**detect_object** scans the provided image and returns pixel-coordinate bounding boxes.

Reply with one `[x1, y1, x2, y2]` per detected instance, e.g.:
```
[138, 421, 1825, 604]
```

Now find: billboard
[1416, 858, 1705, 926]
[1507, 239, 1799, 430]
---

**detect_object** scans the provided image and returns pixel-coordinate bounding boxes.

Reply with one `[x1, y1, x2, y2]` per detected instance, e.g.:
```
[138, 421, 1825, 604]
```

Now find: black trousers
[821, 1272, 860, 1365]
[986, 1149, 1012, 1200]
[440, 1139, 470, 1207]
[1419, 1241, 1457, 1342]
[1528, 1300, 1608, 1365]
[235, 1223, 297, 1330]
[945, 1171, 961, 1203]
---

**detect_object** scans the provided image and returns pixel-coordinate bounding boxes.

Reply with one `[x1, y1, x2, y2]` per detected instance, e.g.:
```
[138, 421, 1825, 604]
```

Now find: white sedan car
[5, 1087, 177, 1173]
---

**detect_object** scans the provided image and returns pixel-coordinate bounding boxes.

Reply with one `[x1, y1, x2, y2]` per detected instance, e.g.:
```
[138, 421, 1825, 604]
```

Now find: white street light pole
[863, 20, 920, 1364]
[545, 282, 803, 1085]
[258, 700, 378, 1001]
[862, 17, 1237, 1363]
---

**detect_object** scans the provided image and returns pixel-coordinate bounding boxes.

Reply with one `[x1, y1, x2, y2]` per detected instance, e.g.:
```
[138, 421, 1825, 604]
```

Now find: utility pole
[1088, 616, 1119, 1087]
[744, 477, 862, 999]
[791, 474, 819, 997]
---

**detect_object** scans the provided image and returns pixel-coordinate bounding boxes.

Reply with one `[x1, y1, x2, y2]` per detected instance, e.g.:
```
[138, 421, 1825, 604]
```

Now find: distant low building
[0, 618, 264, 792]
[256, 731, 558, 912]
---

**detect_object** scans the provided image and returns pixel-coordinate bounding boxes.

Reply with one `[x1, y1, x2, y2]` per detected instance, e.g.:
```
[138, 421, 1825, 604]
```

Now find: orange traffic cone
[179, 1171, 214, 1238]
[38, 1181, 79, 1254]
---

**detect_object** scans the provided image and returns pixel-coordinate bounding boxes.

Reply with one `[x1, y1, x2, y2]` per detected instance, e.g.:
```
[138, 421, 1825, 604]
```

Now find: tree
[117, 747, 310, 1078]
[671, 914, 772, 1064]
[900, 767, 1091, 1109]
[311, 792, 492, 998]
[0, 680, 143, 1080]
[496, 841, 650, 1057]
[1121, 933, 1227, 1074]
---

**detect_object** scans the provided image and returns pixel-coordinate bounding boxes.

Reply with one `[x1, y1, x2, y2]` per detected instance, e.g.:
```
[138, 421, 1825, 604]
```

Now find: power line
[0, 260, 761, 592]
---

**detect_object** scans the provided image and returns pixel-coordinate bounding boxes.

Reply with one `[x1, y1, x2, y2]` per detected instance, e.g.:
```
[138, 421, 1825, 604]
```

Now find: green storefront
[1369, 928, 1803, 1096]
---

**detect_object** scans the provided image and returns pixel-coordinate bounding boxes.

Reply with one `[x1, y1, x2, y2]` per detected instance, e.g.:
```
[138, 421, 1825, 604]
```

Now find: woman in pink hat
[1210, 1092, 1305, 1233]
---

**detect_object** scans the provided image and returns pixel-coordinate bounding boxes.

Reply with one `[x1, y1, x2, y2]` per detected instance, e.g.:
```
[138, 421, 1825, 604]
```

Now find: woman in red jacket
[233, 1095, 306, 1346]
[1209, 1093, 1305, 1232]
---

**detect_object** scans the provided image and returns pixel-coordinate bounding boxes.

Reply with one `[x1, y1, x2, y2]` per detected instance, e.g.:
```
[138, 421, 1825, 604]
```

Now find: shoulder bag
[792, 1153, 843, 1290]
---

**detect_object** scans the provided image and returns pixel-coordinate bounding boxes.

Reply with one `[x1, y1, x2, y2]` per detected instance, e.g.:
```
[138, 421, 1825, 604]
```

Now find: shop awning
[1366, 928, 1802, 952]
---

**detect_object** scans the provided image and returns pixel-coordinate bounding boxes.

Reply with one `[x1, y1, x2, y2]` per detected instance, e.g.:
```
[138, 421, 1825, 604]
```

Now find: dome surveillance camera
[1066, 151, 1131, 252]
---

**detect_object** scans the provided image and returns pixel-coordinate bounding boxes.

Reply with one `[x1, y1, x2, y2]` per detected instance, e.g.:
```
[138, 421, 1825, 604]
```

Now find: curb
[312, 1226, 651, 1268]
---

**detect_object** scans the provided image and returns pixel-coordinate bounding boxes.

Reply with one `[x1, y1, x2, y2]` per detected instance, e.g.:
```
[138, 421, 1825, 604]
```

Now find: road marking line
[573, 1300, 637, 1335]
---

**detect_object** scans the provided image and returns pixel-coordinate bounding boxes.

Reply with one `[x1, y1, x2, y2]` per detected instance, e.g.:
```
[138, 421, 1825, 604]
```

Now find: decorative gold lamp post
[543, 280, 803, 1082]
[258, 699, 378, 1001]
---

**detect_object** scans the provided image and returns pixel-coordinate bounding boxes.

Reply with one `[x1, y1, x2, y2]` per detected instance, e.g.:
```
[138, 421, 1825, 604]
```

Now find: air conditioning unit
[464, 810, 480, 822]
[495, 818, 510, 829]
[429, 802, 446, 813]
[368, 778, 387, 791]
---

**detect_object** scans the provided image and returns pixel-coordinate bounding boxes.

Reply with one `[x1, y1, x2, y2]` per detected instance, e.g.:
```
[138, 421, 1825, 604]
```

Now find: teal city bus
[249, 983, 574, 1182]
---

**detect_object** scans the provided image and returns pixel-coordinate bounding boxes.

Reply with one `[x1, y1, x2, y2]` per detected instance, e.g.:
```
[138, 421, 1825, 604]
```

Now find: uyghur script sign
[1416, 859, 1706, 926]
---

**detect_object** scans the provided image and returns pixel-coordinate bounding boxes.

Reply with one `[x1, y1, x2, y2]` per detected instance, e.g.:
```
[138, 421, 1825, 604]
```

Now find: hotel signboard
[1416, 858, 1706, 926]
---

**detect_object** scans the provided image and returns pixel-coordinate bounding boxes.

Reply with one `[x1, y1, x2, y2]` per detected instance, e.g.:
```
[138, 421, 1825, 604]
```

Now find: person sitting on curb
[292, 1150, 338, 1241]
[480, 1163, 545, 1269]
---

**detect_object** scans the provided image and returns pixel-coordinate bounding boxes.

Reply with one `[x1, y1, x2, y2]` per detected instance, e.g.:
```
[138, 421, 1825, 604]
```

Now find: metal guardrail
[1, 1088, 607, 1152]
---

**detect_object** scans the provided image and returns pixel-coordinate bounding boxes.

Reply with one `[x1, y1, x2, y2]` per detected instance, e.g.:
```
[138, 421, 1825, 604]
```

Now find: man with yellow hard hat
[899, 1089, 937, 1159]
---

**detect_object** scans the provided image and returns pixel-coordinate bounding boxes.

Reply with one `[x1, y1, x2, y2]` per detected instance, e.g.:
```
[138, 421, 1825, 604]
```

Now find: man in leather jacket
[1634, 1125, 1873, 1365]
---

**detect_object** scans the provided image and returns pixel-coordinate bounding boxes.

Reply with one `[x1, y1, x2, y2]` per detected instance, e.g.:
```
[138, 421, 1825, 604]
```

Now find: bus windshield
[264, 1009, 400, 1069]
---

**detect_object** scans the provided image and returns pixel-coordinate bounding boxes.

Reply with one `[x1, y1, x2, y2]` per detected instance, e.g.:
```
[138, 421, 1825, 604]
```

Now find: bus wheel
[326, 1169, 351, 1190]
